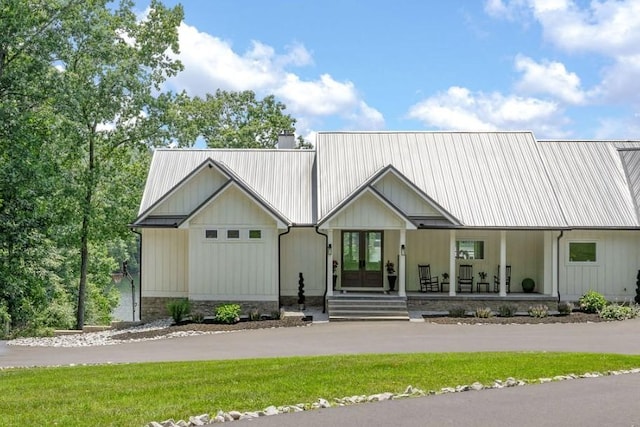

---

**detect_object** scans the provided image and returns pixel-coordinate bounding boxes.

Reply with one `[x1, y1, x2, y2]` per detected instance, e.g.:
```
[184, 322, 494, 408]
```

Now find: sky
[146, 0, 640, 142]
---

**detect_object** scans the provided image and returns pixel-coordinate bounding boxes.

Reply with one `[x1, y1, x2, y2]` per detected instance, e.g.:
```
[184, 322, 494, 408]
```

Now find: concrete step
[327, 296, 409, 321]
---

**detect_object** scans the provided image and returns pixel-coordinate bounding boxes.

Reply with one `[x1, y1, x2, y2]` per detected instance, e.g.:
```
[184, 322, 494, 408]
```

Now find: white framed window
[249, 229, 262, 239]
[227, 229, 240, 239]
[456, 240, 485, 260]
[204, 229, 218, 239]
[568, 241, 597, 263]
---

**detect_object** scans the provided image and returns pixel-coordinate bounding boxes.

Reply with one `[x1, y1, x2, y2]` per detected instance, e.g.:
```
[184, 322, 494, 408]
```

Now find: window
[249, 230, 262, 239]
[204, 229, 218, 239]
[456, 240, 484, 260]
[569, 242, 597, 262]
[227, 229, 240, 239]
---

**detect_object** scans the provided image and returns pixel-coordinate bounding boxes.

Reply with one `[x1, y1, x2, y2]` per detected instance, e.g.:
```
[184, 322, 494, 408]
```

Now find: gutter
[277, 226, 292, 310]
[315, 227, 329, 314]
[557, 230, 564, 302]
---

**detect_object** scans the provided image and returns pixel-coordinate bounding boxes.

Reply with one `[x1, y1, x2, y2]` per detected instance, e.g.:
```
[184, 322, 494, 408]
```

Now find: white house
[132, 132, 640, 320]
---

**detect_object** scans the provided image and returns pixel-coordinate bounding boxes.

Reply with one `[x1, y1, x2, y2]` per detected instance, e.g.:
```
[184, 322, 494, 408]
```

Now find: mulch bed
[111, 317, 310, 341]
[424, 312, 604, 324]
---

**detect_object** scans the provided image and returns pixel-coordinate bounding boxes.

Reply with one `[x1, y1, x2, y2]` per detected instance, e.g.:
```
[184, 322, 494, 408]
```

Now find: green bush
[166, 299, 191, 323]
[249, 308, 261, 321]
[215, 303, 241, 324]
[579, 290, 607, 313]
[599, 303, 640, 321]
[271, 309, 285, 320]
[474, 307, 493, 318]
[497, 304, 517, 317]
[557, 301, 574, 316]
[0, 302, 11, 339]
[191, 312, 205, 324]
[448, 306, 466, 318]
[528, 305, 548, 318]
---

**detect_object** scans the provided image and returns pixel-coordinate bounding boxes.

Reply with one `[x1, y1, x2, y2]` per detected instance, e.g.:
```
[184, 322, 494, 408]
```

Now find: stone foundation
[141, 297, 279, 322]
[279, 295, 324, 307]
[407, 294, 558, 312]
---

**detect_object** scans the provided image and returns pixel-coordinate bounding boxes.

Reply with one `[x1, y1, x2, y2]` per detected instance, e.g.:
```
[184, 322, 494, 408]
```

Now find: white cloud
[514, 55, 586, 104]
[165, 22, 384, 137]
[408, 86, 569, 137]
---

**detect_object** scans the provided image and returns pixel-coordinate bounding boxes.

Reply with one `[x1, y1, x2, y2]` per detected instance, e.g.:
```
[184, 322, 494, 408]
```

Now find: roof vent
[277, 132, 296, 149]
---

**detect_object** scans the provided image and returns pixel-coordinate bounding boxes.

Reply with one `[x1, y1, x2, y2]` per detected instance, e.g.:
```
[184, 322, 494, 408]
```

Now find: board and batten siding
[405, 230, 544, 292]
[373, 173, 440, 216]
[560, 230, 640, 300]
[153, 167, 227, 216]
[187, 185, 279, 300]
[280, 228, 325, 297]
[328, 192, 407, 229]
[141, 228, 188, 297]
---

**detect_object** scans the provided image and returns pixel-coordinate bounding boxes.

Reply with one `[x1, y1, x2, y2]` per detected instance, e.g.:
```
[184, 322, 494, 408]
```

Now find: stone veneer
[279, 296, 324, 307]
[407, 295, 558, 312]
[141, 297, 279, 321]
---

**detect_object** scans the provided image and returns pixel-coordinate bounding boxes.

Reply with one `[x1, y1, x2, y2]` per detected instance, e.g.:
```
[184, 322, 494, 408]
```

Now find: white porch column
[326, 231, 334, 297]
[399, 229, 406, 297]
[449, 229, 456, 296]
[551, 231, 559, 297]
[499, 231, 507, 297]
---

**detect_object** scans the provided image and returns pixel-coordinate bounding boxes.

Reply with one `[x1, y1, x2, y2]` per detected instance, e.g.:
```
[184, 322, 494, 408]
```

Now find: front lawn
[2, 352, 639, 426]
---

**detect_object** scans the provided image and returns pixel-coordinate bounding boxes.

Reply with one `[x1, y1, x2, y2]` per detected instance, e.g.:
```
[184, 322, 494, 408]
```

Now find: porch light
[327, 243, 332, 255]
[401, 244, 406, 256]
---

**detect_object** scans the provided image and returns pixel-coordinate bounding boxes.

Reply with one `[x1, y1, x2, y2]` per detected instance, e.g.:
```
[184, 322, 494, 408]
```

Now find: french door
[341, 231, 383, 288]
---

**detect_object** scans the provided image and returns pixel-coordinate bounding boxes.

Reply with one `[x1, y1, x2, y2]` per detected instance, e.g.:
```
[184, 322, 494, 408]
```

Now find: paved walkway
[2, 319, 640, 426]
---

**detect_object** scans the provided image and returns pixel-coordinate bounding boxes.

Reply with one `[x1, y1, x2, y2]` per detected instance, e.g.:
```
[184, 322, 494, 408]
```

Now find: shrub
[167, 299, 190, 324]
[0, 302, 11, 339]
[215, 303, 241, 324]
[448, 306, 466, 318]
[497, 304, 517, 317]
[474, 307, 493, 318]
[249, 308, 261, 321]
[579, 290, 607, 313]
[599, 303, 640, 321]
[528, 305, 549, 318]
[191, 312, 205, 324]
[271, 309, 285, 320]
[557, 301, 573, 316]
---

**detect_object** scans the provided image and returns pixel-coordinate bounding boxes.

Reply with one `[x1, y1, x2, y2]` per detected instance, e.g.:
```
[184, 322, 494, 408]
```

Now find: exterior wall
[329, 192, 406, 229]
[141, 297, 278, 322]
[373, 174, 439, 216]
[187, 185, 279, 301]
[280, 228, 325, 298]
[154, 167, 227, 215]
[405, 230, 544, 292]
[141, 228, 189, 297]
[559, 230, 640, 301]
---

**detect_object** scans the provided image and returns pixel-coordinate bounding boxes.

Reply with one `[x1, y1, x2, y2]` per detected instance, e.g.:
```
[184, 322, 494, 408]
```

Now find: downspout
[557, 230, 564, 302]
[315, 227, 329, 314]
[277, 226, 292, 310]
[131, 228, 142, 321]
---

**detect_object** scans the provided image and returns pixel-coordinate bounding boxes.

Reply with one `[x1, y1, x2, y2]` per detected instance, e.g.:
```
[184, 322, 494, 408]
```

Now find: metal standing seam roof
[315, 131, 568, 228]
[538, 141, 640, 228]
[138, 149, 317, 225]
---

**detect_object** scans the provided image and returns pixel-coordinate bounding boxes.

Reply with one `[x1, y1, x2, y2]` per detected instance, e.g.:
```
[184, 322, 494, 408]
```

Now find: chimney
[277, 132, 296, 149]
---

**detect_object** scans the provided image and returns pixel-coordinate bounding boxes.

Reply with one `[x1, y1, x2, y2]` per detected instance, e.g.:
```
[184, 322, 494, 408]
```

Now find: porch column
[499, 231, 507, 297]
[399, 229, 406, 297]
[326, 231, 334, 297]
[551, 231, 559, 297]
[449, 229, 456, 296]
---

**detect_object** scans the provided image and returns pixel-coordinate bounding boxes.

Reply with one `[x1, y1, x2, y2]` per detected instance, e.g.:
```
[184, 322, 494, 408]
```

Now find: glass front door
[341, 231, 383, 288]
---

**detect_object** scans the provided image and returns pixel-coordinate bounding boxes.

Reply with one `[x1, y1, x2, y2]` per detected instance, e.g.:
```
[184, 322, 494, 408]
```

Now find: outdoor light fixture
[401, 244, 406, 256]
[327, 243, 332, 255]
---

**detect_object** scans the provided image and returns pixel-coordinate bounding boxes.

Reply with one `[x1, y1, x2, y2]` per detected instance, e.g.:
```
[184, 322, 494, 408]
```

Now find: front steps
[327, 294, 409, 321]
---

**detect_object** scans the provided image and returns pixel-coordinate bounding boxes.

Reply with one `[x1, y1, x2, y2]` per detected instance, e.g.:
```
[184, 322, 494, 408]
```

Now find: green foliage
[0, 302, 10, 338]
[579, 290, 607, 313]
[528, 305, 549, 318]
[166, 299, 190, 324]
[557, 301, 574, 316]
[3, 353, 640, 426]
[191, 312, 205, 324]
[497, 304, 517, 317]
[215, 303, 241, 324]
[598, 303, 640, 321]
[474, 307, 493, 318]
[271, 309, 285, 320]
[448, 306, 466, 318]
[249, 308, 261, 321]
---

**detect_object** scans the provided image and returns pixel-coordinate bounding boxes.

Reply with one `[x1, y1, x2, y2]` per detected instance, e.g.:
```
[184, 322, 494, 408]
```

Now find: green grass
[2, 352, 639, 426]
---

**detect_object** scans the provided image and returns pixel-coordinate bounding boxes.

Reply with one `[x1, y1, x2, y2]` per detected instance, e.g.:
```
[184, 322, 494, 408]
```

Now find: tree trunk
[76, 133, 95, 329]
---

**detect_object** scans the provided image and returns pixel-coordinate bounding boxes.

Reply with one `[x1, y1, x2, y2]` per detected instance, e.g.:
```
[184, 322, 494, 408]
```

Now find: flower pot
[388, 275, 397, 292]
[522, 278, 535, 293]
[332, 274, 338, 290]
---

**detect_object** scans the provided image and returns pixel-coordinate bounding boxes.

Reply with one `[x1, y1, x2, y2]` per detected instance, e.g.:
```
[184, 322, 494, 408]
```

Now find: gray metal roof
[138, 149, 316, 225]
[316, 132, 567, 228]
[538, 141, 640, 228]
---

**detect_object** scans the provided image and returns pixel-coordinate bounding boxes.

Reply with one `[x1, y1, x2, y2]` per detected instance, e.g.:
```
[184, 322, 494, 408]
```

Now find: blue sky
[149, 0, 640, 142]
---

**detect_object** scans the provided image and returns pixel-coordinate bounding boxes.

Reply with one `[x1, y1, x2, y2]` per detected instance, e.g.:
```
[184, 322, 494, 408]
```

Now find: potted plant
[478, 271, 487, 281]
[442, 272, 449, 282]
[522, 278, 535, 293]
[332, 260, 338, 290]
[386, 260, 397, 292]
